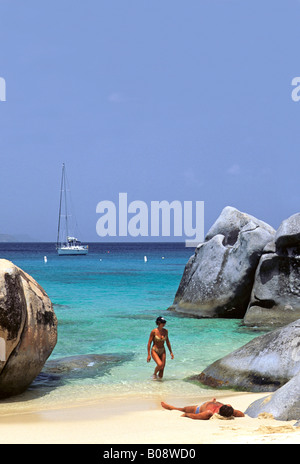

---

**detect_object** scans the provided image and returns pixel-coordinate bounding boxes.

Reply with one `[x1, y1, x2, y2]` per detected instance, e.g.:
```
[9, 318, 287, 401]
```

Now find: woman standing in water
[147, 316, 174, 379]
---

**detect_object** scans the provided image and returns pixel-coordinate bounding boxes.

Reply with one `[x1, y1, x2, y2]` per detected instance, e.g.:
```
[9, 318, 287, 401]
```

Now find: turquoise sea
[0, 242, 266, 408]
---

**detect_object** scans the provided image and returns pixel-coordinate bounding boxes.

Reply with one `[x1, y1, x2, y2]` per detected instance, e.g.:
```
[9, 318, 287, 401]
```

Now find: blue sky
[0, 0, 299, 241]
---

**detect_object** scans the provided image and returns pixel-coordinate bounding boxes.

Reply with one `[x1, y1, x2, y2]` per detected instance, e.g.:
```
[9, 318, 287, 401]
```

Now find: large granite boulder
[0, 259, 57, 398]
[169, 207, 275, 318]
[192, 319, 300, 392]
[243, 213, 300, 328]
[245, 370, 300, 422]
[204, 206, 275, 246]
[275, 213, 300, 249]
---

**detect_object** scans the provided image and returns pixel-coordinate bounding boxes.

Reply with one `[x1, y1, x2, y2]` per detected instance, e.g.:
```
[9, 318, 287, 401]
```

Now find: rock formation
[0, 259, 57, 398]
[31, 353, 134, 391]
[243, 213, 300, 328]
[191, 319, 300, 393]
[170, 207, 300, 328]
[170, 206, 275, 318]
[245, 370, 300, 422]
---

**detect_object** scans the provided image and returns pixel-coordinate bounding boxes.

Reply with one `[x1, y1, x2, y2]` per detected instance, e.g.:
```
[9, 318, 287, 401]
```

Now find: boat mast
[64, 164, 69, 239]
[57, 163, 65, 248]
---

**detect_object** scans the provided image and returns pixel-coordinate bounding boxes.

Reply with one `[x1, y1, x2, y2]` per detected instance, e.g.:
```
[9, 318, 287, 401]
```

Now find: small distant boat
[56, 163, 88, 256]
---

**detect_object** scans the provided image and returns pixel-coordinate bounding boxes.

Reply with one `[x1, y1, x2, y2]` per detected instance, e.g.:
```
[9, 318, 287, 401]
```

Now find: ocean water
[0, 242, 265, 407]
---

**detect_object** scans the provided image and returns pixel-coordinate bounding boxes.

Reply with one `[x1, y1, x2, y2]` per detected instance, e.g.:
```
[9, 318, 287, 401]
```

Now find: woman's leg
[151, 350, 165, 378]
[157, 351, 166, 379]
[161, 402, 197, 413]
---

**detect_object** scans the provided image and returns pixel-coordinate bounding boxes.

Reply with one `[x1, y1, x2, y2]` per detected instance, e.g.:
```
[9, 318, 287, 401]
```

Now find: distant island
[0, 234, 37, 242]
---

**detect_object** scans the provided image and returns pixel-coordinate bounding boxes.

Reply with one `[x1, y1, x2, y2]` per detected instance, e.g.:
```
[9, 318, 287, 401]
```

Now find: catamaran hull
[57, 247, 88, 256]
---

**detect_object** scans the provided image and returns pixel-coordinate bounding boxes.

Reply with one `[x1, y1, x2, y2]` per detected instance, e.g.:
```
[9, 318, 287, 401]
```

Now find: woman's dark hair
[219, 405, 234, 417]
[156, 316, 166, 325]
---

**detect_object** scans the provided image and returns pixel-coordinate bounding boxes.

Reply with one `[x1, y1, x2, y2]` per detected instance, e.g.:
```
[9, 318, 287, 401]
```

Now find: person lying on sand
[161, 398, 245, 420]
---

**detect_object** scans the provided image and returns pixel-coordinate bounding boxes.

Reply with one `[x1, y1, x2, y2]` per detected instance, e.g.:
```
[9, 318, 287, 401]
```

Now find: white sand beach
[0, 391, 299, 444]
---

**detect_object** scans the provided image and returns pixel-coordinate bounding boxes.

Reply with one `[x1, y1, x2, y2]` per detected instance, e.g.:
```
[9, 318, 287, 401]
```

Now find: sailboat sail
[56, 163, 88, 255]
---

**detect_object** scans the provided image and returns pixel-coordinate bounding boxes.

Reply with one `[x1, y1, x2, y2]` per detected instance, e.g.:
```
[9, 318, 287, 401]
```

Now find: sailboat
[56, 163, 88, 256]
